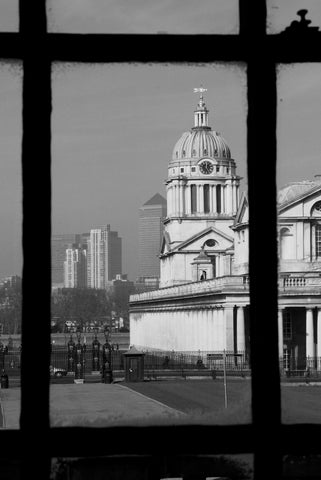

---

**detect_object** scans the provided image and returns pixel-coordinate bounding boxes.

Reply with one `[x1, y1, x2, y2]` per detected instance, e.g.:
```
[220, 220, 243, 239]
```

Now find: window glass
[0, 62, 22, 429]
[47, 0, 238, 34]
[51, 63, 249, 426]
[267, 0, 321, 34]
[0, 1, 18, 31]
[277, 64, 321, 423]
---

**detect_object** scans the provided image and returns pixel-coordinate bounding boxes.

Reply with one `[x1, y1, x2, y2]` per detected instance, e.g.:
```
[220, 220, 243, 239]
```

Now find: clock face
[199, 160, 214, 175]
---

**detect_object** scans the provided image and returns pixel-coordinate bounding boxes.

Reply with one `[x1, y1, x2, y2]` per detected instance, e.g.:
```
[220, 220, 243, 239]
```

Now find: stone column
[236, 306, 246, 352]
[167, 187, 172, 216]
[209, 185, 213, 214]
[179, 182, 184, 215]
[197, 184, 200, 213]
[212, 185, 217, 213]
[232, 182, 237, 214]
[221, 184, 225, 213]
[317, 308, 321, 369]
[186, 184, 191, 214]
[199, 184, 204, 214]
[174, 184, 179, 216]
[226, 182, 232, 214]
[278, 308, 284, 359]
[306, 307, 315, 359]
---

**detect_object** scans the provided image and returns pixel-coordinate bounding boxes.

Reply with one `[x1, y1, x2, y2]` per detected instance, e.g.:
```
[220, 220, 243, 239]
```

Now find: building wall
[130, 308, 230, 352]
[51, 234, 80, 285]
[139, 202, 167, 278]
[87, 225, 122, 289]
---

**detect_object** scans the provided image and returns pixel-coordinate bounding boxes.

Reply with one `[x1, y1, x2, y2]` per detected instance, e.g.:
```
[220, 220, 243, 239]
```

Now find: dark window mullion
[20, 1, 51, 478]
[247, 56, 281, 478]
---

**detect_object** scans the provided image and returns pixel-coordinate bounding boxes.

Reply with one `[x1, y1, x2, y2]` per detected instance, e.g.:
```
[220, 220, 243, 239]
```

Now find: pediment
[278, 184, 321, 217]
[173, 226, 234, 253]
[278, 186, 321, 218]
[234, 191, 249, 226]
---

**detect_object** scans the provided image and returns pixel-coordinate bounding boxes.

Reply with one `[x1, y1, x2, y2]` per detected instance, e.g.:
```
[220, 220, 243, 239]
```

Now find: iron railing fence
[142, 350, 250, 371]
[279, 356, 321, 377]
[5, 347, 321, 381]
[0, 348, 21, 377]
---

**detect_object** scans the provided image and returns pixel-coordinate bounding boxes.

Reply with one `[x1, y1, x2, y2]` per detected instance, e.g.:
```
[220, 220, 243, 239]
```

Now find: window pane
[51, 63, 249, 427]
[0, 62, 22, 429]
[0, 0, 18, 31]
[277, 64, 321, 424]
[47, 0, 238, 34]
[267, 0, 321, 34]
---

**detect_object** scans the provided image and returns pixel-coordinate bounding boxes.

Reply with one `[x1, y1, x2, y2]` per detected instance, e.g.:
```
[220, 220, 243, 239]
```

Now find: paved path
[0, 388, 21, 429]
[0, 383, 185, 429]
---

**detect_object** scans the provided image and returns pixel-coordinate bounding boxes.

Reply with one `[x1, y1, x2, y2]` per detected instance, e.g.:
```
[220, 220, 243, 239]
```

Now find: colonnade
[167, 180, 239, 217]
[278, 306, 321, 359]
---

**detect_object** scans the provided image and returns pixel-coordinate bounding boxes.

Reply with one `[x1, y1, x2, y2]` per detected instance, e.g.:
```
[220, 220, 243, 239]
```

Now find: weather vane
[193, 85, 207, 97]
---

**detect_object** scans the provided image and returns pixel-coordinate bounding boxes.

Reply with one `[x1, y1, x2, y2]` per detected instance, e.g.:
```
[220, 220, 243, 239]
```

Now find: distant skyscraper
[87, 224, 122, 289]
[138, 193, 167, 278]
[52, 234, 80, 286]
[64, 243, 87, 288]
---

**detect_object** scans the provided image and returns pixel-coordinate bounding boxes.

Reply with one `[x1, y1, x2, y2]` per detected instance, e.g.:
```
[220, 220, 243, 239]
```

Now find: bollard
[1, 370, 9, 389]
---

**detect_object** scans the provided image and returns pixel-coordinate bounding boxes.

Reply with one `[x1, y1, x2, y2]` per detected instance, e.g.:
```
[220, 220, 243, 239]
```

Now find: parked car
[49, 365, 67, 377]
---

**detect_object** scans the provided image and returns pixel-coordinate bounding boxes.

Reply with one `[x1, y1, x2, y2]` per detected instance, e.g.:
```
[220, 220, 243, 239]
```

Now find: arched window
[191, 184, 197, 213]
[182, 150, 185, 158]
[203, 148, 207, 156]
[204, 184, 210, 213]
[311, 201, 321, 217]
[280, 227, 294, 260]
[192, 149, 196, 156]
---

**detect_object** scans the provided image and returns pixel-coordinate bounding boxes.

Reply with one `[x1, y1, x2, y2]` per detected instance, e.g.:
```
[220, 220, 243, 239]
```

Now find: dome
[172, 128, 231, 161]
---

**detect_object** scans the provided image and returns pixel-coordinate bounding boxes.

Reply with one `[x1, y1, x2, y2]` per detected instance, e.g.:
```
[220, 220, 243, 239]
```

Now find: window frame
[0, 1, 320, 478]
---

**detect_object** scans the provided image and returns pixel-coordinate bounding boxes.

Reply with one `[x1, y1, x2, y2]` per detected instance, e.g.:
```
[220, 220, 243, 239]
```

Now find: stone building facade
[129, 91, 321, 368]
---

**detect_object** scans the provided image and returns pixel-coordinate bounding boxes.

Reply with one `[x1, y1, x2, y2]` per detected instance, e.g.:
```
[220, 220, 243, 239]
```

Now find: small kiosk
[123, 346, 145, 382]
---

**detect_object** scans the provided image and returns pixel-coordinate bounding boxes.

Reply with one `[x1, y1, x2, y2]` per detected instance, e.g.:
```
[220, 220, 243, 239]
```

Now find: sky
[0, 3, 321, 280]
[51, 64, 247, 281]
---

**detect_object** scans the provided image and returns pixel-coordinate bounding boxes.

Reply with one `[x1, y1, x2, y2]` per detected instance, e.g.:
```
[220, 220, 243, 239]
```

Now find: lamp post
[75, 326, 86, 381]
[0, 334, 9, 388]
[92, 326, 100, 373]
[102, 327, 113, 383]
[67, 326, 76, 374]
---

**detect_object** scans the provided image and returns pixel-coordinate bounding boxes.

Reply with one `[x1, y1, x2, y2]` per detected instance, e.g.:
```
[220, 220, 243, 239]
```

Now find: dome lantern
[193, 86, 209, 128]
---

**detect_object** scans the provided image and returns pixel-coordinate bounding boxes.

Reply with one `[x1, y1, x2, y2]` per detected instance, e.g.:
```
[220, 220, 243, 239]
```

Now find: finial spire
[193, 85, 209, 128]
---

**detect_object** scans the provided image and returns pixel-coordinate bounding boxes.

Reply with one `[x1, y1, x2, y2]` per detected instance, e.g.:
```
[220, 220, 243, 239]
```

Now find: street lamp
[92, 326, 100, 372]
[102, 327, 113, 383]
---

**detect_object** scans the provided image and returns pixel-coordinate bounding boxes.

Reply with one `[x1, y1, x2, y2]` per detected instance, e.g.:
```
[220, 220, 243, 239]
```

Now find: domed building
[129, 90, 321, 371]
[160, 91, 241, 287]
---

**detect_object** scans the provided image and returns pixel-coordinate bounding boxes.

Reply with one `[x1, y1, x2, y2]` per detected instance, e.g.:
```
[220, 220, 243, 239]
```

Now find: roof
[172, 128, 231, 162]
[143, 193, 166, 206]
[278, 180, 321, 206]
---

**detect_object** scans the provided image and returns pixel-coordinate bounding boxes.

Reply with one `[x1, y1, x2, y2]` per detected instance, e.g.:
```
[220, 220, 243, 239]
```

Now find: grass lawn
[126, 379, 321, 424]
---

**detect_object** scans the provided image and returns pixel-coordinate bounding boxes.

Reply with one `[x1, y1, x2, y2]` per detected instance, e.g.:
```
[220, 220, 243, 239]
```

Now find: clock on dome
[199, 160, 214, 175]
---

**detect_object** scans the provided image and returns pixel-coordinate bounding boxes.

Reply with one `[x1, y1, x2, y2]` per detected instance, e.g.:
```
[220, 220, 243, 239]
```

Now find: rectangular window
[283, 310, 292, 341]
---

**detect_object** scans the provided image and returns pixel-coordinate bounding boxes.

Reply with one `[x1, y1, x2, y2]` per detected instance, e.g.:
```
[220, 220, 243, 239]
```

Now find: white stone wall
[130, 308, 228, 351]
